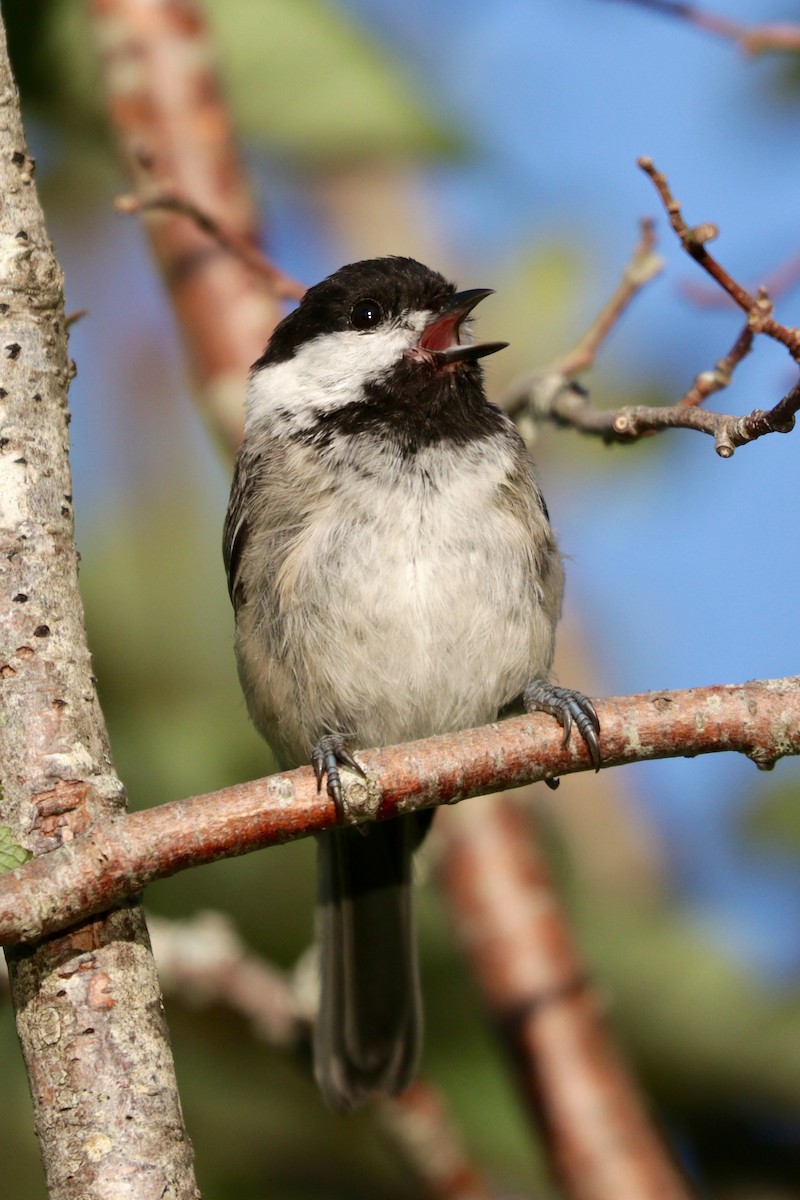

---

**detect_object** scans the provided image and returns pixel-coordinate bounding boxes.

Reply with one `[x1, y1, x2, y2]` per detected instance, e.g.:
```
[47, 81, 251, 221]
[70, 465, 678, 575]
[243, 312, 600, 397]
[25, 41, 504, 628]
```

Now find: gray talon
[311, 733, 362, 820]
[524, 680, 602, 773]
[336, 745, 367, 778]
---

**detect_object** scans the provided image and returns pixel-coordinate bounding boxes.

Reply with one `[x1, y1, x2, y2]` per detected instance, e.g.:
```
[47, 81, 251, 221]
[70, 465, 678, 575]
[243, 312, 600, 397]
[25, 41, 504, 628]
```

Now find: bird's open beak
[418, 289, 508, 365]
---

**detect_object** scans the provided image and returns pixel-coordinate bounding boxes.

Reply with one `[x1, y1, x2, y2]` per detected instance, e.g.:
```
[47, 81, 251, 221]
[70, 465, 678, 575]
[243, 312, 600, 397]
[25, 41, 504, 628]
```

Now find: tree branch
[0, 677, 796, 949]
[682, 250, 800, 310]
[438, 798, 690, 1200]
[638, 157, 800, 354]
[375, 1083, 499, 1200]
[115, 190, 306, 302]
[507, 162, 800, 457]
[89, 0, 283, 455]
[85, 6, 787, 1189]
[605, 0, 800, 55]
[147, 912, 498, 1200]
[503, 218, 663, 438]
[0, 12, 198, 1197]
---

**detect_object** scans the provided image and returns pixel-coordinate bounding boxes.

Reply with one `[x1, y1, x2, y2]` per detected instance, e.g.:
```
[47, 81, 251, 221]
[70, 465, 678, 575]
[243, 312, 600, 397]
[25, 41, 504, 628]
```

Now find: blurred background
[3, 0, 800, 1196]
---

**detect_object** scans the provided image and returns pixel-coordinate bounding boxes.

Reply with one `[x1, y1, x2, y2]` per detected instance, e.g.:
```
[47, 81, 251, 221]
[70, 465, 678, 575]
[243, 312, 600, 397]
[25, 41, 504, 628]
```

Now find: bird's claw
[523, 680, 601, 772]
[311, 733, 366, 821]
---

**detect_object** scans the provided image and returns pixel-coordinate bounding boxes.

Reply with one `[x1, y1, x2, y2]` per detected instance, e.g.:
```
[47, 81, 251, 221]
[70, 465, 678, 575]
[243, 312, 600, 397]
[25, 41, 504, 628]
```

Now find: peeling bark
[0, 15, 198, 1199]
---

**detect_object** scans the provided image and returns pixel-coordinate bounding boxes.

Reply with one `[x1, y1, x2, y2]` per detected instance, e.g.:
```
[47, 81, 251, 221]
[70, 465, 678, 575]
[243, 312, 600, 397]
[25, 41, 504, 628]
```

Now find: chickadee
[223, 256, 599, 1111]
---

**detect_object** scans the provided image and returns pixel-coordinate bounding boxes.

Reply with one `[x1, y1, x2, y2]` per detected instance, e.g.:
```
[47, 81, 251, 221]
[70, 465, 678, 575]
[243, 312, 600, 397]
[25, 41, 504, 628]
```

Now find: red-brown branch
[510, 164, 800, 457]
[115, 191, 306, 301]
[0, 677, 797, 949]
[606, 0, 800, 55]
[89, 0, 284, 454]
[638, 157, 800, 354]
[503, 218, 663, 432]
[683, 251, 800, 310]
[677, 320, 753, 408]
[148, 913, 499, 1200]
[438, 799, 690, 1200]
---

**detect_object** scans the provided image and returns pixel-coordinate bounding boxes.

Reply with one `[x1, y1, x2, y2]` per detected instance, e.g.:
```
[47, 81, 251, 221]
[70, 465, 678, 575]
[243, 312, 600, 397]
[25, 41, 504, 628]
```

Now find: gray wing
[498, 433, 564, 618]
[223, 446, 254, 608]
[223, 433, 320, 614]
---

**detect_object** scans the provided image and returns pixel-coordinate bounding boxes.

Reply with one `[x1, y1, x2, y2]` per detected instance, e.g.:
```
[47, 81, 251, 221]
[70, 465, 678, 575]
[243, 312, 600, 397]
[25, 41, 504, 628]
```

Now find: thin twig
[638, 157, 800, 354]
[504, 219, 662, 423]
[682, 250, 800, 310]
[538, 378, 798, 458]
[678, 321, 753, 408]
[508, 163, 800, 457]
[0, 677, 797, 950]
[532, 314, 792, 459]
[605, 0, 800, 55]
[115, 191, 306, 301]
[553, 218, 663, 377]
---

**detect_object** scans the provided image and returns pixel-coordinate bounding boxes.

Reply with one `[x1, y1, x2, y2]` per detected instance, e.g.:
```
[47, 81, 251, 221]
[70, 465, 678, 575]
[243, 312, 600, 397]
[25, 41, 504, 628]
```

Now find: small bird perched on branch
[224, 256, 599, 1110]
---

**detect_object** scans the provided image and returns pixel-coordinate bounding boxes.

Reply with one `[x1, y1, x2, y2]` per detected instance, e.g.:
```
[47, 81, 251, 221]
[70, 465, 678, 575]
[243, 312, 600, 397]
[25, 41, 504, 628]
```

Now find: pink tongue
[418, 313, 459, 352]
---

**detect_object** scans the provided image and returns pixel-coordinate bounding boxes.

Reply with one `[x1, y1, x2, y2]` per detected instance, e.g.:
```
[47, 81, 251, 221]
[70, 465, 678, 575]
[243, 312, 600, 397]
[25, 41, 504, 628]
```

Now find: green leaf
[0, 825, 31, 873]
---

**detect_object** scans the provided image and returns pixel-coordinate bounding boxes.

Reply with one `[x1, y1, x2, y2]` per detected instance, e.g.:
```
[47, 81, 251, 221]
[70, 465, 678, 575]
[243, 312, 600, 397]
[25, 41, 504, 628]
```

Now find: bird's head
[246, 257, 507, 440]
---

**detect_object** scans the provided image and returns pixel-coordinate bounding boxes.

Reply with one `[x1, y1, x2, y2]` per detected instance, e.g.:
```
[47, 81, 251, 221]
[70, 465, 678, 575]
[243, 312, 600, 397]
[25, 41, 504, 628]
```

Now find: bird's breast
[266, 437, 557, 752]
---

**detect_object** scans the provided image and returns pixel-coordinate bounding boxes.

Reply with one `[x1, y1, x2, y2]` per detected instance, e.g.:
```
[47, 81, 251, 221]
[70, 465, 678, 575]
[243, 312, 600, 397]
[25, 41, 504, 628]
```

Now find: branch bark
[0, 677, 796, 950]
[0, 15, 198, 1200]
[508, 165, 800, 457]
[438, 798, 690, 1200]
[89, 0, 283, 455]
[147, 913, 498, 1200]
[605, 0, 800, 55]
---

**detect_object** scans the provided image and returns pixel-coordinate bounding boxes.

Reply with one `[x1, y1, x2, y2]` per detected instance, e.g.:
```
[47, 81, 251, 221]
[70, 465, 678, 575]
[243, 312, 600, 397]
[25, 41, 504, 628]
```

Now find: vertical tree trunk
[0, 13, 199, 1198]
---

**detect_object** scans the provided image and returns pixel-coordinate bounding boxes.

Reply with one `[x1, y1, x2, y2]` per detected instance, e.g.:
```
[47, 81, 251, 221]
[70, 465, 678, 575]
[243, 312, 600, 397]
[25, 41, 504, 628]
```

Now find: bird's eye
[350, 298, 384, 330]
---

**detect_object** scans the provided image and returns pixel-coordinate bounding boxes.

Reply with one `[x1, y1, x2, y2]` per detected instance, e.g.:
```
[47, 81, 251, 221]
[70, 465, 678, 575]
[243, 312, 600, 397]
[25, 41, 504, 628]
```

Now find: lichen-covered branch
[0, 15, 198, 1199]
[0, 677, 796, 951]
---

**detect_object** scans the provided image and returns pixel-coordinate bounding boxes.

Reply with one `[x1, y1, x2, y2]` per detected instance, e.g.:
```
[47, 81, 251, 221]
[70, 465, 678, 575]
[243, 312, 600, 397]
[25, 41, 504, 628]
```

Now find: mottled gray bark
[0, 13, 199, 1199]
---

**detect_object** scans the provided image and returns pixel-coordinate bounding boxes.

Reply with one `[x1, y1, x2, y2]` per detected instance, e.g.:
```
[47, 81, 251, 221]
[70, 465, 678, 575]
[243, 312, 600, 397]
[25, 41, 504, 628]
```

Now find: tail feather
[314, 814, 425, 1110]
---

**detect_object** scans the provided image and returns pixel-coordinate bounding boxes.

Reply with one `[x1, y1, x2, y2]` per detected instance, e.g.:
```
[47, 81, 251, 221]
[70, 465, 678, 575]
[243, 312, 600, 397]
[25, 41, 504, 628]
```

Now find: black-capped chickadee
[223, 257, 599, 1111]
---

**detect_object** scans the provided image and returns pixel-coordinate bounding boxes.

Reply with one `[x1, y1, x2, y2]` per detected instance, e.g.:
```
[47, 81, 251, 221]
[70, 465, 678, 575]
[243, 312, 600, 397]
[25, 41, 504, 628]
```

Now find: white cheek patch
[245, 314, 433, 433]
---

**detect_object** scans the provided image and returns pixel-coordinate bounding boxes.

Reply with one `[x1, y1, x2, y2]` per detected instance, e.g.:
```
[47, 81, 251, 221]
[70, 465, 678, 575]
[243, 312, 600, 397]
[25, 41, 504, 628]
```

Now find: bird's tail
[314, 814, 427, 1111]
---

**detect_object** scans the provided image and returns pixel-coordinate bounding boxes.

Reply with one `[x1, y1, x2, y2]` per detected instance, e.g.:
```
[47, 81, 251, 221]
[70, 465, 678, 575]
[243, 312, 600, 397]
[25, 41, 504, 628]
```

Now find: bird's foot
[311, 733, 366, 821]
[523, 680, 601, 776]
